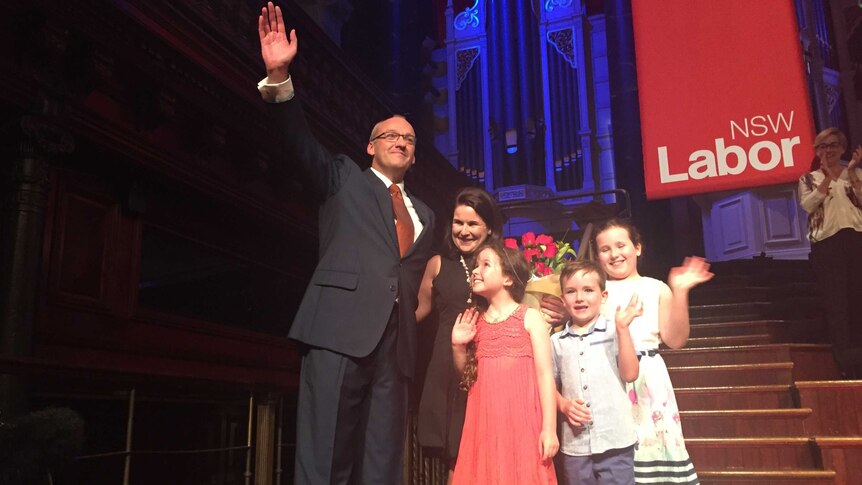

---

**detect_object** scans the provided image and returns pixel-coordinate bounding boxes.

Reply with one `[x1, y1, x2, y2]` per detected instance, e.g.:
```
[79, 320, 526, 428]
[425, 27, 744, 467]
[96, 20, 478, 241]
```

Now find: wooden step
[690, 286, 770, 305]
[771, 295, 823, 321]
[815, 437, 862, 485]
[789, 347, 841, 381]
[695, 273, 755, 288]
[708, 259, 815, 281]
[689, 302, 772, 320]
[687, 437, 817, 470]
[675, 385, 794, 411]
[688, 320, 788, 339]
[668, 362, 794, 387]
[691, 287, 819, 313]
[662, 344, 839, 381]
[677, 260, 840, 483]
[697, 469, 835, 484]
[681, 409, 811, 438]
[797, 381, 862, 436]
[684, 334, 776, 348]
[664, 344, 790, 366]
[689, 319, 825, 346]
[691, 312, 770, 325]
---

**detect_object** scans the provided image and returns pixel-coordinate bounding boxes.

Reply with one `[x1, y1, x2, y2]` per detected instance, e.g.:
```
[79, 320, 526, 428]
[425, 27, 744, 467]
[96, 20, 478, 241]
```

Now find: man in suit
[257, 3, 435, 484]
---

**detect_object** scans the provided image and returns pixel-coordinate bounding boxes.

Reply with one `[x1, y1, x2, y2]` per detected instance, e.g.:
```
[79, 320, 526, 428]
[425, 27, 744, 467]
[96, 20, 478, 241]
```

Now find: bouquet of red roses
[505, 232, 576, 322]
[505, 232, 576, 278]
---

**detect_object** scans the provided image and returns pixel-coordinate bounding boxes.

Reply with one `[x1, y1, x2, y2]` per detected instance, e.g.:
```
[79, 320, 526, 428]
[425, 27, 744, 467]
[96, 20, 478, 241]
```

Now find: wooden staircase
[676, 259, 862, 484]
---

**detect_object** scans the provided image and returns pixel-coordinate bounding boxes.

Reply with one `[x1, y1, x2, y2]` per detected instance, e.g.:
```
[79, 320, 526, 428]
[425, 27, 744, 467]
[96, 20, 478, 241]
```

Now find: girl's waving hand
[452, 308, 479, 346]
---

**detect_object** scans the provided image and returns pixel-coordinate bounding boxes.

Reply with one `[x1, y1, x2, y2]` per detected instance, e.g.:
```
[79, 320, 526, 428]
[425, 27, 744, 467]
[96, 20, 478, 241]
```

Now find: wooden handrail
[496, 188, 631, 260]
[0, 354, 297, 392]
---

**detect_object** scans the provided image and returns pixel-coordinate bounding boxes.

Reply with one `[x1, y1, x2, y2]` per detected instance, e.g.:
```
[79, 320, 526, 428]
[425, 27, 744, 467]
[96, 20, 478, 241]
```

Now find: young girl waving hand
[595, 219, 713, 484]
[451, 241, 558, 484]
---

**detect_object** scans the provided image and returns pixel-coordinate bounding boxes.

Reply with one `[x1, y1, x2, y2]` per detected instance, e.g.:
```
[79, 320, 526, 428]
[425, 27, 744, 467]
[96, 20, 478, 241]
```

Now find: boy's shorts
[557, 443, 635, 485]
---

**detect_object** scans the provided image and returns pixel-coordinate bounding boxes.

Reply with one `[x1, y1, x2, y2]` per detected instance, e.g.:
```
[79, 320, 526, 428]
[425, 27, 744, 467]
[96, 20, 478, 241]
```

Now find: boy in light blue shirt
[552, 260, 641, 485]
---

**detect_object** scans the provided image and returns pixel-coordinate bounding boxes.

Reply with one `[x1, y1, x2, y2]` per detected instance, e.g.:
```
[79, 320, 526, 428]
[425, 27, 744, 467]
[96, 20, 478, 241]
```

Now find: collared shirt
[257, 76, 423, 240]
[368, 167, 423, 241]
[551, 316, 637, 456]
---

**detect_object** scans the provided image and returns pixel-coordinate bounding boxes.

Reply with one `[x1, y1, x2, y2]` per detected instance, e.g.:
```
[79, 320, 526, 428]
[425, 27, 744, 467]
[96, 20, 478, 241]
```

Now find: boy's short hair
[559, 260, 607, 291]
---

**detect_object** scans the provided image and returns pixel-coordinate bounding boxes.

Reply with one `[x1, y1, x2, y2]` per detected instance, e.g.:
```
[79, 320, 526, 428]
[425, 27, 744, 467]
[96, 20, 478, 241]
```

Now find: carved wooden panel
[38, 169, 302, 379]
[761, 195, 797, 242]
[760, 186, 804, 246]
[48, 176, 119, 313]
[715, 195, 752, 257]
[699, 185, 811, 261]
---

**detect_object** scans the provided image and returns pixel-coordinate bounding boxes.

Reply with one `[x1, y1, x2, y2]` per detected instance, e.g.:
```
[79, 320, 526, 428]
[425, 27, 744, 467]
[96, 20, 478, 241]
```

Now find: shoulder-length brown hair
[443, 187, 504, 258]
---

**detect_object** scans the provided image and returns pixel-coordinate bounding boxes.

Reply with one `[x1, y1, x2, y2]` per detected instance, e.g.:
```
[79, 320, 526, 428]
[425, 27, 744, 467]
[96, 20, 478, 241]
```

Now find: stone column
[0, 116, 72, 419]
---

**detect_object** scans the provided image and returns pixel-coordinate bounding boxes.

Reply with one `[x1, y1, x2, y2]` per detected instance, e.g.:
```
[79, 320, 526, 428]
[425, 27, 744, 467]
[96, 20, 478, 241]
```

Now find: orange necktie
[389, 184, 414, 257]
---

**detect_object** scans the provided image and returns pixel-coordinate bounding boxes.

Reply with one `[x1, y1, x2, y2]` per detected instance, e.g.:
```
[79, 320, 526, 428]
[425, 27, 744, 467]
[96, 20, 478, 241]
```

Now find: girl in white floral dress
[594, 219, 713, 484]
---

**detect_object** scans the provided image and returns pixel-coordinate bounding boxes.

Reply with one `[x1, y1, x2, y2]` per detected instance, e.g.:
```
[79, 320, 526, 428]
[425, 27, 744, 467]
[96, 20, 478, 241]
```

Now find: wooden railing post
[254, 393, 277, 485]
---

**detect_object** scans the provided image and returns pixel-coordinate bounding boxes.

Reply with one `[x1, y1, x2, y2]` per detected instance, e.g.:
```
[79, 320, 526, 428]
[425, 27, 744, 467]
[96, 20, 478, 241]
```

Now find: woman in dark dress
[416, 188, 568, 481]
[415, 187, 503, 481]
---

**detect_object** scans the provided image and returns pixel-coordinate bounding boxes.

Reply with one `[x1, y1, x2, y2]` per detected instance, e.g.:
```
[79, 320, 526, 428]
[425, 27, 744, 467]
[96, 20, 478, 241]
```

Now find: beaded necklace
[459, 255, 473, 305]
[484, 302, 521, 324]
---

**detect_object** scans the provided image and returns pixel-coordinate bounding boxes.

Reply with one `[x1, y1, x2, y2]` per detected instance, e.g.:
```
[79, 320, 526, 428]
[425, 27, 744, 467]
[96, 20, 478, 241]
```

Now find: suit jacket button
[390, 284, 396, 292]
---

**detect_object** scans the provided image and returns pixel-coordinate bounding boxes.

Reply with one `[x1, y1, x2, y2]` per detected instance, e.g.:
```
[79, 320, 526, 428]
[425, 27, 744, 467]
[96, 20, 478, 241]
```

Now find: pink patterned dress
[452, 305, 556, 484]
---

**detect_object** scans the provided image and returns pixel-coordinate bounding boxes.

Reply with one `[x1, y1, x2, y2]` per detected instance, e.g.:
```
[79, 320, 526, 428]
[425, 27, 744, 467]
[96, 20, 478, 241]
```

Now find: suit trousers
[810, 228, 862, 369]
[294, 304, 407, 485]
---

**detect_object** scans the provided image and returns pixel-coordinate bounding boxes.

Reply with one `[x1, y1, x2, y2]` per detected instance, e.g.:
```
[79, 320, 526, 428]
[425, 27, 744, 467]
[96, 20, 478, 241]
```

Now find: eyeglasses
[815, 142, 842, 150]
[370, 131, 417, 145]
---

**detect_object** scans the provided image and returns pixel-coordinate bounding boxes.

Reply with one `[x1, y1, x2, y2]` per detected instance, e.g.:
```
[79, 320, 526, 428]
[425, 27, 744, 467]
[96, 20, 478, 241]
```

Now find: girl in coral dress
[451, 241, 558, 484]
[595, 219, 713, 484]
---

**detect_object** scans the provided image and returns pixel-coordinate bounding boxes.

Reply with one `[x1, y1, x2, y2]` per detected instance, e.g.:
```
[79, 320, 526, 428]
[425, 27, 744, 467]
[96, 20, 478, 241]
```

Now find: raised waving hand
[668, 256, 714, 293]
[258, 2, 297, 83]
[452, 308, 479, 346]
[615, 293, 644, 328]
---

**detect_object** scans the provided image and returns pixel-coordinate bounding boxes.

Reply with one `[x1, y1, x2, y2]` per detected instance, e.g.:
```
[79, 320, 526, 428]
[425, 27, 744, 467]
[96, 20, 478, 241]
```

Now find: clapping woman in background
[798, 127, 862, 377]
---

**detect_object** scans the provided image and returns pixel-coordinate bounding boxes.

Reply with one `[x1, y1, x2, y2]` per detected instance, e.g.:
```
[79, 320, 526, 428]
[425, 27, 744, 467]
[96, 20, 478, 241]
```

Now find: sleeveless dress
[604, 277, 699, 484]
[417, 254, 472, 461]
[452, 305, 557, 484]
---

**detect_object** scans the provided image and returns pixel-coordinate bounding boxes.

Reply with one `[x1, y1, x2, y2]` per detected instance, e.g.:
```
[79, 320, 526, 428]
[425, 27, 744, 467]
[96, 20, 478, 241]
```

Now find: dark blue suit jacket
[279, 98, 434, 378]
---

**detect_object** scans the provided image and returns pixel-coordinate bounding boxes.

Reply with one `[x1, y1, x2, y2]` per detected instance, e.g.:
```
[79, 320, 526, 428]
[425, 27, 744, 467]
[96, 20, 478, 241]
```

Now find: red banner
[632, 0, 815, 200]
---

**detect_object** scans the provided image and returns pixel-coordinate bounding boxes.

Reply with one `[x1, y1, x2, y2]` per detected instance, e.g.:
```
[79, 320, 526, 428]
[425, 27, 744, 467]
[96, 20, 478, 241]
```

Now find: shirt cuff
[257, 76, 295, 103]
